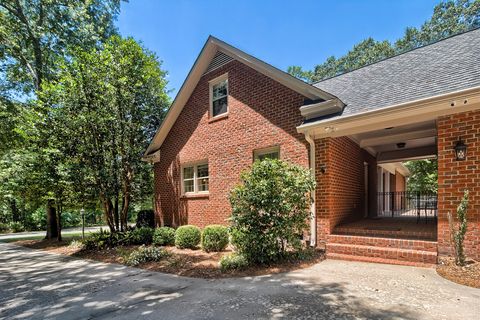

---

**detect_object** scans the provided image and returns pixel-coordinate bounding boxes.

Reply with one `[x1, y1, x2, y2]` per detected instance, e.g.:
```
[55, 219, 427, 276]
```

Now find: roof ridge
[313, 26, 480, 85]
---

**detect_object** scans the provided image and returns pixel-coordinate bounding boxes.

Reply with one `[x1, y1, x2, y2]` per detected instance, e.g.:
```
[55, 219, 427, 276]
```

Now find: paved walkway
[0, 243, 478, 320]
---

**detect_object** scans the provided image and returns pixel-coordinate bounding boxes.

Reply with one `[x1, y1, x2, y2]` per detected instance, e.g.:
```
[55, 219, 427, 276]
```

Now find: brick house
[144, 29, 480, 266]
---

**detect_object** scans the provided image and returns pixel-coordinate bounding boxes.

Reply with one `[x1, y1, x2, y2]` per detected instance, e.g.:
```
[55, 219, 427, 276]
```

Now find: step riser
[326, 243, 437, 265]
[327, 235, 437, 252]
[333, 228, 435, 241]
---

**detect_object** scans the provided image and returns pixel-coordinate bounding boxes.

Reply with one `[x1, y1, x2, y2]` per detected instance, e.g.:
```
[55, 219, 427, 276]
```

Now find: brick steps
[333, 226, 436, 241]
[326, 235, 438, 267]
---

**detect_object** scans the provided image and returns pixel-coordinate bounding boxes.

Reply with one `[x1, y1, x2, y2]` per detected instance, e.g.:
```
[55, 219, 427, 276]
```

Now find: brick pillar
[437, 110, 480, 260]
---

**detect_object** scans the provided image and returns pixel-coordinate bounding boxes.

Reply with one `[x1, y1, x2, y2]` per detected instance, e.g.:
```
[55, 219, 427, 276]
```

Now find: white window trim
[209, 73, 229, 118]
[181, 161, 209, 195]
[254, 146, 280, 161]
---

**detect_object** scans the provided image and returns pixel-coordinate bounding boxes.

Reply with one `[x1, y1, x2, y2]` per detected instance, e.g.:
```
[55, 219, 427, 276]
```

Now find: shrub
[448, 190, 469, 266]
[130, 227, 155, 245]
[8, 221, 25, 233]
[229, 159, 315, 264]
[219, 253, 249, 272]
[69, 239, 85, 250]
[82, 229, 114, 250]
[153, 227, 175, 246]
[125, 245, 169, 266]
[175, 225, 201, 249]
[201, 225, 229, 252]
[0, 222, 9, 233]
[136, 209, 155, 228]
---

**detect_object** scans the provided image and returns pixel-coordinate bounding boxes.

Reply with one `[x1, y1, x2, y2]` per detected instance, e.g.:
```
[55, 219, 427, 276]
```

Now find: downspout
[305, 133, 316, 247]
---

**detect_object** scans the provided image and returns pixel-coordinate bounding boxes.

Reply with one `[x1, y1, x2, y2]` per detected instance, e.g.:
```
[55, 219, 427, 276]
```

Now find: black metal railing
[377, 191, 437, 222]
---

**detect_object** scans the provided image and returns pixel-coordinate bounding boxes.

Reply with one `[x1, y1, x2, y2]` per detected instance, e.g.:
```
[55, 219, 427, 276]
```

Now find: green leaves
[404, 159, 438, 193]
[229, 159, 315, 265]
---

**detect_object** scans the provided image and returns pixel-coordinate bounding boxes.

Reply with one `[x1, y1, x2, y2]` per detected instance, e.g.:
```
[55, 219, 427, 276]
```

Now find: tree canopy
[288, 0, 480, 83]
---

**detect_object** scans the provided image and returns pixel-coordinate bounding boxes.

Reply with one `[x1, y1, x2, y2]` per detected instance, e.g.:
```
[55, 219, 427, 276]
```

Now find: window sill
[181, 193, 209, 199]
[208, 113, 228, 123]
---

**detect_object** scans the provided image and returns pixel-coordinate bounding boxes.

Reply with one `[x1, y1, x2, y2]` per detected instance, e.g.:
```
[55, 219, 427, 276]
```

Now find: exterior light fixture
[320, 164, 327, 174]
[396, 142, 406, 149]
[454, 138, 467, 161]
[80, 208, 85, 239]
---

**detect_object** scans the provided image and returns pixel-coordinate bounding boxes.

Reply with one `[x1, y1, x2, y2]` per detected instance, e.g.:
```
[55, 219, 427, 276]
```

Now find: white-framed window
[182, 162, 209, 194]
[209, 73, 228, 118]
[254, 146, 280, 161]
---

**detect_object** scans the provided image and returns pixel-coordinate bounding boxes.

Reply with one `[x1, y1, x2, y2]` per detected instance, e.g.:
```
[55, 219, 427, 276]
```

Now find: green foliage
[448, 190, 469, 266]
[124, 245, 169, 267]
[219, 253, 249, 272]
[136, 209, 155, 228]
[289, 0, 480, 82]
[153, 227, 176, 246]
[8, 221, 24, 233]
[130, 227, 155, 245]
[0, 222, 9, 233]
[175, 225, 201, 249]
[229, 159, 315, 265]
[38, 36, 170, 232]
[201, 225, 229, 252]
[68, 240, 85, 250]
[405, 159, 438, 193]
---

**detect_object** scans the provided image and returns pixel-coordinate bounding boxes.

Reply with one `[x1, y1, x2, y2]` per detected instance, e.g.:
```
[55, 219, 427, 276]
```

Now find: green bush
[201, 225, 229, 252]
[130, 227, 154, 245]
[0, 222, 9, 233]
[136, 209, 155, 228]
[8, 221, 25, 233]
[69, 239, 85, 250]
[125, 245, 169, 266]
[219, 253, 249, 272]
[82, 229, 115, 250]
[153, 227, 175, 246]
[229, 159, 315, 264]
[175, 225, 201, 249]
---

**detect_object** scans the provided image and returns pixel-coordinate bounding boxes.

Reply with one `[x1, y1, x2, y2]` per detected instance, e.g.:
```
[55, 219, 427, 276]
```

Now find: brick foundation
[437, 110, 480, 260]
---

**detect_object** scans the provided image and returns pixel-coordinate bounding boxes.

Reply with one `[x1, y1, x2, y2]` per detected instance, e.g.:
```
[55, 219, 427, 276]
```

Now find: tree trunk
[120, 192, 130, 232]
[56, 202, 62, 242]
[101, 195, 116, 232]
[114, 195, 120, 231]
[10, 198, 19, 222]
[45, 199, 58, 239]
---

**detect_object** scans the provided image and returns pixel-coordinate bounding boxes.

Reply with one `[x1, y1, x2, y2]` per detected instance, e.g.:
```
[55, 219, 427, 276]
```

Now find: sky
[117, 0, 441, 98]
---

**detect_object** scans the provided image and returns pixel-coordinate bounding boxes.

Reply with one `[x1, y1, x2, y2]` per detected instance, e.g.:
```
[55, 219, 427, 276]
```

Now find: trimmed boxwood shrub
[131, 227, 154, 245]
[175, 225, 201, 249]
[153, 227, 176, 246]
[201, 225, 229, 252]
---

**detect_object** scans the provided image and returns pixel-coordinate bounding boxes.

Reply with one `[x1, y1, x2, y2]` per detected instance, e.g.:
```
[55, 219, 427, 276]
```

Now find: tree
[290, 0, 480, 83]
[39, 36, 170, 233]
[229, 159, 315, 264]
[404, 159, 438, 193]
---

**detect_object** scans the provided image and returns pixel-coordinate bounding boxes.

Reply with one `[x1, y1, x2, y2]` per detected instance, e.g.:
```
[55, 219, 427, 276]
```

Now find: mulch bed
[437, 257, 480, 288]
[12, 239, 325, 279]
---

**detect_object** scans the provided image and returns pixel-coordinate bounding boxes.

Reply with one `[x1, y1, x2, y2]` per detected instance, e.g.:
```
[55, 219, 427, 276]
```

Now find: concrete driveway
[0, 226, 110, 241]
[0, 243, 478, 320]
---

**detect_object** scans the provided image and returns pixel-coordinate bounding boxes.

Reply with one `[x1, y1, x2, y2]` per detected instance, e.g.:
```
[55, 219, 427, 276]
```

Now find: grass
[0, 232, 89, 243]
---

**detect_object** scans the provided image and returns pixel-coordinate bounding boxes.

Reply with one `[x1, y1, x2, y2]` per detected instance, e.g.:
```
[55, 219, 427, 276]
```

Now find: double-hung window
[254, 146, 280, 162]
[210, 74, 228, 117]
[182, 162, 209, 194]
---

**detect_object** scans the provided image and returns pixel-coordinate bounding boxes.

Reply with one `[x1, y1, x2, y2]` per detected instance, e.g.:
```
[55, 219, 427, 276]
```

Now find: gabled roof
[144, 36, 338, 156]
[313, 28, 480, 119]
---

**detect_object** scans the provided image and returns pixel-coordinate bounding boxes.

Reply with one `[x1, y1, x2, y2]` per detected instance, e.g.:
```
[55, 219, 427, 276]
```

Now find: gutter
[305, 133, 316, 247]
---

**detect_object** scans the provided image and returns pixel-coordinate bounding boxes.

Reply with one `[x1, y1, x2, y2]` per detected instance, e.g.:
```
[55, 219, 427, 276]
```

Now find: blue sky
[117, 0, 441, 97]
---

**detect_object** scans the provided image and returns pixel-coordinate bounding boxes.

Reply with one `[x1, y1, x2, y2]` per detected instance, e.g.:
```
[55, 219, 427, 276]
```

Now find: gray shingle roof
[313, 28, 480, 118]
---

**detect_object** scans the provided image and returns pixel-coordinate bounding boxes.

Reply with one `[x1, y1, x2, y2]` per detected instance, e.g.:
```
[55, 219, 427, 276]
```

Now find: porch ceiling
[350, 120, 437, 162]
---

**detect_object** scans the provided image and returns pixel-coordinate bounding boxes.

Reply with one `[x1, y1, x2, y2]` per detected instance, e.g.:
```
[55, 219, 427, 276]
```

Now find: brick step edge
[326, 243, 437, 264]
[333, 229, 436, 241]
[327, 234, 438, 252]
[327, 253, 436, 268]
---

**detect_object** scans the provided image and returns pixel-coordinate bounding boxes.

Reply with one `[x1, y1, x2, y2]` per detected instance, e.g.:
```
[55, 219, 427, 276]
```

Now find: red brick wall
[315, 136, 377, 246]
[154, 59, 310, 228]
[437, 110, 480, 260]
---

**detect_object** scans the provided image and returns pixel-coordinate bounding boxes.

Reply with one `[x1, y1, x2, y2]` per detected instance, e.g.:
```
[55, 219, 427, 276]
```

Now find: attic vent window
[210, 73, 228, 118]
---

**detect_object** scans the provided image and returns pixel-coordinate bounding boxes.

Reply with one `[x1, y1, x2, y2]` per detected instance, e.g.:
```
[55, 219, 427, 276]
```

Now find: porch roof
[312, 28, 480, 120]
